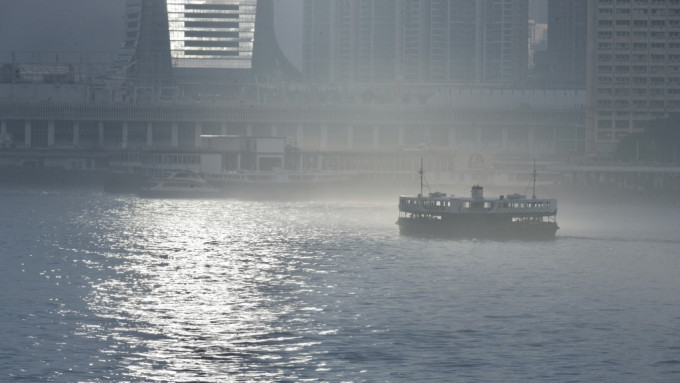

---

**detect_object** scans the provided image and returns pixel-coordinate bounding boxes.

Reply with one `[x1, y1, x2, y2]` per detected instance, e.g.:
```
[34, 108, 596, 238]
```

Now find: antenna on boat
[532, 159, 537, 200]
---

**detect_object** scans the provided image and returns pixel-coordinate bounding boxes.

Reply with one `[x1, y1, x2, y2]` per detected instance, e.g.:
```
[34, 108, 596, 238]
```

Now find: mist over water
[1, 185, 680, 382]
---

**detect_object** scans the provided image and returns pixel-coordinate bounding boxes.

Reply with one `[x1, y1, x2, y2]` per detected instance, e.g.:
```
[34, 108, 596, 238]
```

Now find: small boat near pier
[139, 170, 221, 198]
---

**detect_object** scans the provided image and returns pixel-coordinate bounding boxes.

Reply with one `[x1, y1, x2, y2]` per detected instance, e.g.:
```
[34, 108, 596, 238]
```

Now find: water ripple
[2, 189, 680, 382]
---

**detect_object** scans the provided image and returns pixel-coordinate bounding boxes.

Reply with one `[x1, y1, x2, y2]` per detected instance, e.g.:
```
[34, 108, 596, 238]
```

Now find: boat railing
[400, 196, 557, 215]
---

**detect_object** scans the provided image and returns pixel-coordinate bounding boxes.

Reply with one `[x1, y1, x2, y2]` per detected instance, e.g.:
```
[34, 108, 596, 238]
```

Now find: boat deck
[399, 194, 557, 217]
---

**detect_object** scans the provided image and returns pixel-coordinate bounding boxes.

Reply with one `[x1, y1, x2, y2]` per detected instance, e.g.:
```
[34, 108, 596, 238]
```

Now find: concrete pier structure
[0, 100, 584, 155]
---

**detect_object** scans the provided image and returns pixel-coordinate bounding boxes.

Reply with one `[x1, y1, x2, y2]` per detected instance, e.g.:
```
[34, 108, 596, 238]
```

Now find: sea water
[1, 185, 679, 382]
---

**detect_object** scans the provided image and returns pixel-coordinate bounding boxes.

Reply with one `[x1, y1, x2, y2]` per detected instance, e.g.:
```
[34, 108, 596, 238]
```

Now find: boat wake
[558, 235, 680, 244]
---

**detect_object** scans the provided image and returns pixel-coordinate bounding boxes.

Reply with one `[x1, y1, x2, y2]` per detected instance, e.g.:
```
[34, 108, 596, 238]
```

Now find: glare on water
[1, 187, 680, 382]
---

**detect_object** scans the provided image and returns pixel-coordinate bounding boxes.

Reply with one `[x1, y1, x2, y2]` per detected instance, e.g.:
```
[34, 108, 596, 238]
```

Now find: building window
[598, 120, 613, 128]
[599, 65, 613, 73]
[598, 100, 613, 108]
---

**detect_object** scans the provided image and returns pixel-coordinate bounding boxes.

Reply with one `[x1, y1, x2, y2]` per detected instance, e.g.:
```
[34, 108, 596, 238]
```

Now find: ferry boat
[397, 162, 558, 240]
[139, 170, 221, 198]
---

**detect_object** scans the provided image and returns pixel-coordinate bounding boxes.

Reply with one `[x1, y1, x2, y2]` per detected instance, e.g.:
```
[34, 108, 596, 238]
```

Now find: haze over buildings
[303, 0, 528, 86]
[587, 0, 680, 154]
[543, 0, 587, 89]
[1, 0, 680, 162]
[0, 0, 303, 74]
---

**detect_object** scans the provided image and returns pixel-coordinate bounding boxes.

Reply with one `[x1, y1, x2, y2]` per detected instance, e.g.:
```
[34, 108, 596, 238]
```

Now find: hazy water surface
[1, 186, 680, 382]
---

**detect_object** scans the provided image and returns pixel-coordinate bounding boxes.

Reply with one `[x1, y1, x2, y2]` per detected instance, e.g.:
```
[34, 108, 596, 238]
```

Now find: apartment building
[587, 0, 680, 154]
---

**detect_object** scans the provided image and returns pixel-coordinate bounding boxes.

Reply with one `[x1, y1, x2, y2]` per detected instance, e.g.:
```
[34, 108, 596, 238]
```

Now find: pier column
[121, 122, 128, 149]
[195, 123, 202, 149]
[246, 124, 253, 137]
[552, 126, 557, 152]
[425, 126, 432, 145]
[146, 122, 153, 147]
[24, 121, 31, 148]
[320, 125, 328, 150]
[0, 120, 7, 149]
[271, 124, 278, 137]
[501, 126, 508, 150]
[98, 122, 104, 147]
[448, 127, 456, 148]
[398, 126, 405, 147]
[73, 122, 80, 148]
[171, 122, 179, 148]
[347, 125, 354, 150]
[372, 126, 379, 149]
[220, 122, 228, 135]
[296, 124, 304, 150]
[47, 121, 55, 147]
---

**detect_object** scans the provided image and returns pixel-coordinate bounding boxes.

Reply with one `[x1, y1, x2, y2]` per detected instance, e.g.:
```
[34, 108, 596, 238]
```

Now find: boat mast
[532, 159, 537, 199]
[419, 158, 424, 198]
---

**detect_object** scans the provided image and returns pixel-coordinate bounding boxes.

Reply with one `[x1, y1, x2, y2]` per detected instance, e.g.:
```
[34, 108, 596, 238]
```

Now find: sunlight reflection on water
[80, 198, 381, 382]
[2, 188, 680, 382]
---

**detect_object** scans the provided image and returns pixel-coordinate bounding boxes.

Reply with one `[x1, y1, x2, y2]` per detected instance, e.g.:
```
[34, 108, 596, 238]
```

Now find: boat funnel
[471, 185, 484, 199]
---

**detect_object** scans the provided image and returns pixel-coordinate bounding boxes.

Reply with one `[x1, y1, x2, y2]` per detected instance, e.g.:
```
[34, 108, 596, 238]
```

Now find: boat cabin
[399, 185, 557, 216]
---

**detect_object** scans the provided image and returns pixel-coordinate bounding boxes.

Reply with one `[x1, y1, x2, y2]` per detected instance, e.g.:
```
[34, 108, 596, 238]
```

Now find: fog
[0, 0, 678, 219]
[0, 0, 125, 54]
[0, 0, 303, 69]
[2, 2, 680, 381]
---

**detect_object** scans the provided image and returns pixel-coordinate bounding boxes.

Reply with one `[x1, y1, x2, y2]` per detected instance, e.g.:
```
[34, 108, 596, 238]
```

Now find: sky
[0, 0, 303, 69]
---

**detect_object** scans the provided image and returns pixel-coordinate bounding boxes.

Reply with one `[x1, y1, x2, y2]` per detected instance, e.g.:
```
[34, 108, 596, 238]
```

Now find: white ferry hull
[138, 188, 222, 199]
[138, 170, 221, 199]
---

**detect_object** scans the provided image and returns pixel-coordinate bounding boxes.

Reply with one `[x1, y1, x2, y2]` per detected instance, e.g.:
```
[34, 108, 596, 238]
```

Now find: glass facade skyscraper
[114, 0, 297, 100]
[117, 0, 259, 80]
[166, 0, 257, 69]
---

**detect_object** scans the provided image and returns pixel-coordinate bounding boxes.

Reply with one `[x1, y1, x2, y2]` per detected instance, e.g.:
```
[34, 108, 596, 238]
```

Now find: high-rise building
[303, 0, 528, 86]
[115, 0, 297, 95]
[166, 0, 257, 70]
[117, 0, 174, 88]
[482, 0, 529, 85]
[586, 0, 680, 154]
[544, 0, 586, 88]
